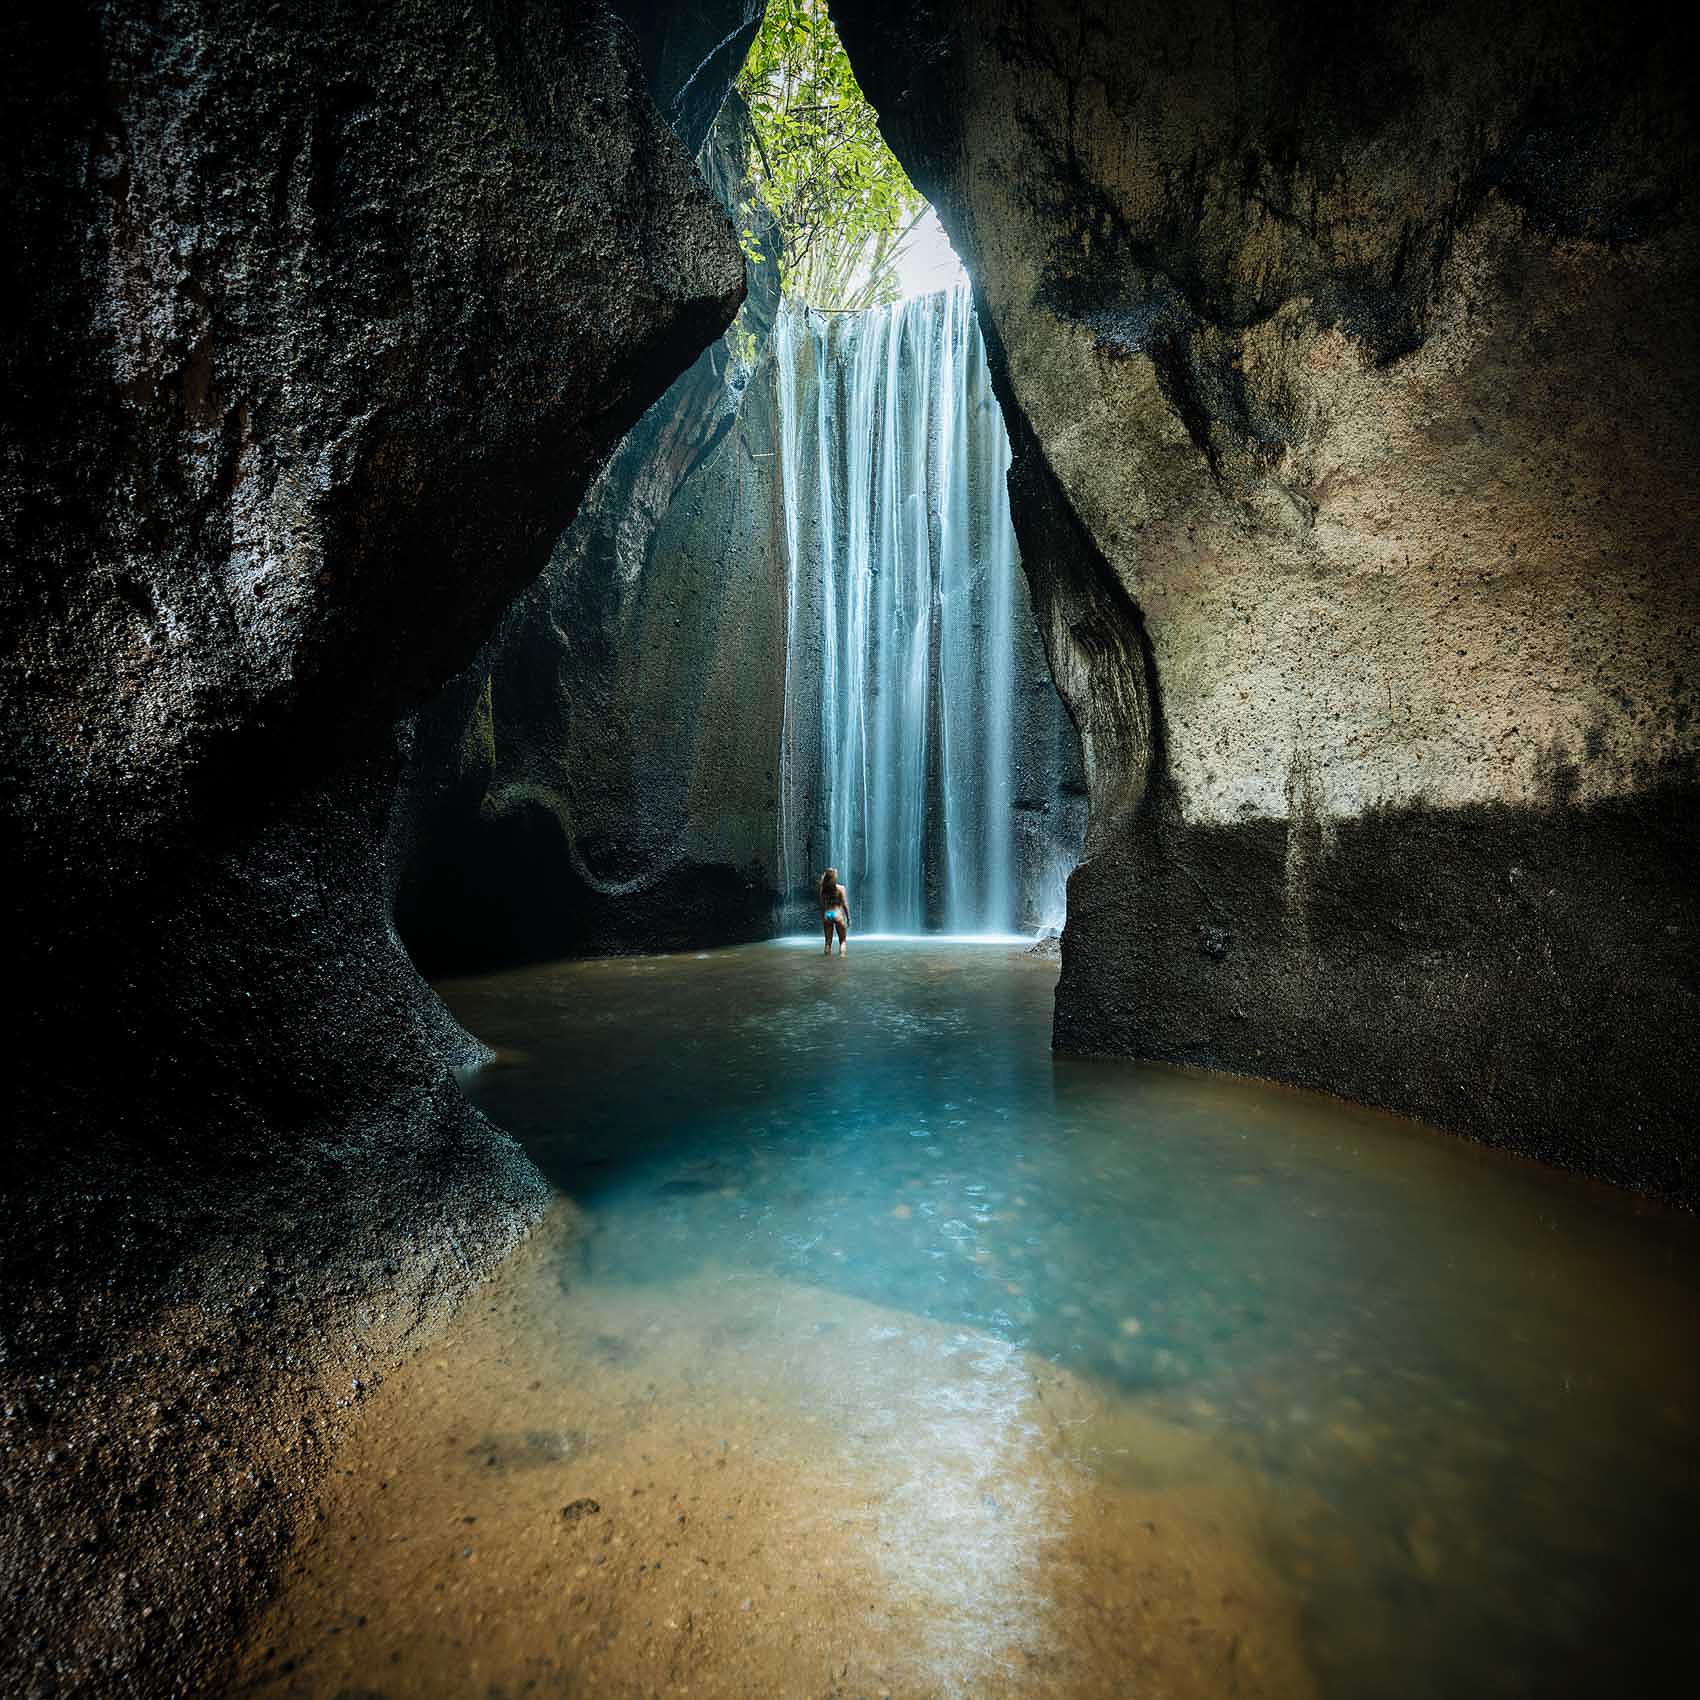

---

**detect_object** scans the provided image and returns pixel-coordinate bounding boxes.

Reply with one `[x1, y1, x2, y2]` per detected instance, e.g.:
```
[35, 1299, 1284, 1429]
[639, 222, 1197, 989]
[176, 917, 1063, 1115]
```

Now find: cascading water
[775, 284, 1027, 934]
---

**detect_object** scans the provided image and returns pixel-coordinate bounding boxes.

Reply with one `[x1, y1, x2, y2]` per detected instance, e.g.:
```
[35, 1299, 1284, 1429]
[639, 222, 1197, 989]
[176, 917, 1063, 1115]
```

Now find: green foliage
[736, 0, 925, 311]
[725, 311, 761, 371]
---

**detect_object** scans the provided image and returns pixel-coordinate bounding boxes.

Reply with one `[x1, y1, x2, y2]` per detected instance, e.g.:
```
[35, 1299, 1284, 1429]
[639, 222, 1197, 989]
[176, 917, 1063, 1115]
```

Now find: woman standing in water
[819, 867, 850, 956]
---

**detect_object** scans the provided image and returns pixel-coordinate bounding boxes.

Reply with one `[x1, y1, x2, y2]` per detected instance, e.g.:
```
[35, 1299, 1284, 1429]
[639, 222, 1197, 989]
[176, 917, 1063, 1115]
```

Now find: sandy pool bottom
[232, 1206, 1317, 1700]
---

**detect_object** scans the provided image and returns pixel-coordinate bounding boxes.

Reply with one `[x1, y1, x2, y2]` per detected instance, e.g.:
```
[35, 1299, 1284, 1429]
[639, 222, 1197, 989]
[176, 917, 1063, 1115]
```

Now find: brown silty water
[233, 940, 1700, 1699]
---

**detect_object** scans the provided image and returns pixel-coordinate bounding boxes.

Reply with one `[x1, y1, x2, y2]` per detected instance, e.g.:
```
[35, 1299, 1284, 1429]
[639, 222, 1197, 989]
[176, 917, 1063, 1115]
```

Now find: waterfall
[776, 285, 1022, 934]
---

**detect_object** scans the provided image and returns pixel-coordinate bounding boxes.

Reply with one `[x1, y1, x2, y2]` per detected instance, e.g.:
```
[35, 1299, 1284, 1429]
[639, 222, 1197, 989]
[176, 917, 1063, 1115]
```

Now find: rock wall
[396, 95, 791, 966]
[837, 0, 1700, 1203]
[0, 2, 744, 1693]
[622, 0, 767, 156]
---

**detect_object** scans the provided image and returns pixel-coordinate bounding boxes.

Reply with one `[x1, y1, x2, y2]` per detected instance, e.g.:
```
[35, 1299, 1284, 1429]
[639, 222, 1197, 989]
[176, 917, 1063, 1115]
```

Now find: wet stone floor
[235, 940, 1700, 1699]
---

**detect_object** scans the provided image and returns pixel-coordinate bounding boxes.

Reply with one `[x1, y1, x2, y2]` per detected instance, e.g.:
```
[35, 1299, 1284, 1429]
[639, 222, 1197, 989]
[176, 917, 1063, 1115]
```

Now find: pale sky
[892, 205, 968, 298]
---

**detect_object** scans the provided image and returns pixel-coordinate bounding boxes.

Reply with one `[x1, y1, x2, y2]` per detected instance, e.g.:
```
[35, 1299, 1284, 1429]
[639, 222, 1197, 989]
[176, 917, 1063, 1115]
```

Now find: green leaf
[735, 0, 923, 311]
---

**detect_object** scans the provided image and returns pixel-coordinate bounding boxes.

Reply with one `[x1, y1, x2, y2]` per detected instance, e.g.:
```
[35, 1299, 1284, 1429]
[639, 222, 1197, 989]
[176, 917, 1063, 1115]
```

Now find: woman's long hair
[819, 868, 839, 913]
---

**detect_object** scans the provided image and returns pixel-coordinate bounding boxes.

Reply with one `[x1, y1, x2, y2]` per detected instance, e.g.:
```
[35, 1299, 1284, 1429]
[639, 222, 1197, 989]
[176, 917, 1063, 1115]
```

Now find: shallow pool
[237, 940, 1700, 1699]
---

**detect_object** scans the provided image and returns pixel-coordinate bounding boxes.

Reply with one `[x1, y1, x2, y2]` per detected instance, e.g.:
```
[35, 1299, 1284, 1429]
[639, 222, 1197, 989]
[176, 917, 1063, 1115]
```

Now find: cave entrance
[392, 0, 1081, 973]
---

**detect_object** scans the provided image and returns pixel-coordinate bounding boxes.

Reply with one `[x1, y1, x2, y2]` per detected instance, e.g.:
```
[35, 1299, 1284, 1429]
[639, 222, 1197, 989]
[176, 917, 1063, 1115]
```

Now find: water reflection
[240, 941, 1699, 1699]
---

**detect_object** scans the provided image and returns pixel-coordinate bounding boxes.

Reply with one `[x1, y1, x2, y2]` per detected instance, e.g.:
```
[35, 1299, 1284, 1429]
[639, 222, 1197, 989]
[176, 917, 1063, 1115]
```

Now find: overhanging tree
[736, 0, 925, 311]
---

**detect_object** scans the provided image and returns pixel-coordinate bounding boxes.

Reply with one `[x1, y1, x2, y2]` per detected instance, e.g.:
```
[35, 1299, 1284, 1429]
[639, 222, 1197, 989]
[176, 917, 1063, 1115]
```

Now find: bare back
[820, 877, 850, 954]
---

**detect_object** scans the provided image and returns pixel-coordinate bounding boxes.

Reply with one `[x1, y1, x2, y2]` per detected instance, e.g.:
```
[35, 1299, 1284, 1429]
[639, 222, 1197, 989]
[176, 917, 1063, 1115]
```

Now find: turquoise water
[441, 938, 1700, 1698]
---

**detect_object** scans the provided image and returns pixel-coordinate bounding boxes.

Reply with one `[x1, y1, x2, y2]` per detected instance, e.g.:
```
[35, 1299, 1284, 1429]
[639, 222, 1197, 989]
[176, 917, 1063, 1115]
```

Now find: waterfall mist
[776, 284, 1039, 935]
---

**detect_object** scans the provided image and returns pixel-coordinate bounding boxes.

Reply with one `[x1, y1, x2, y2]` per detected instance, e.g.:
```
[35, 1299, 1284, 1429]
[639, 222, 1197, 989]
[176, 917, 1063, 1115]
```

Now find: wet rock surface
[836, 0, 1700, 1201]
[1, 2, 743, 1693]
[615, 0, 767, 158]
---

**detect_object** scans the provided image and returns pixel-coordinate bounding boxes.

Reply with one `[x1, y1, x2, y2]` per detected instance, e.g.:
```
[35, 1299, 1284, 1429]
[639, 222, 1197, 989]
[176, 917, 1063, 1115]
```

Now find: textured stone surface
[397, 342, 791, 965]
[617, 0, 767, 157]
[0, 1, 743, 1692]
[395, 96, 790, 965]
[837, 0, 1700, 1201]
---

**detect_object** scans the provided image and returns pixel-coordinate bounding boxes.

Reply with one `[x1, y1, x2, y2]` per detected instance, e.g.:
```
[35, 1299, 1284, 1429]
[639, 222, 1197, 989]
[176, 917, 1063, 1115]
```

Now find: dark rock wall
[396, 96, 791, 966]
[0, 2, 744, 1693]
[397, 346, 790, 965]
[618, 0, 767, 156]
[836, 0, 1700, 1202]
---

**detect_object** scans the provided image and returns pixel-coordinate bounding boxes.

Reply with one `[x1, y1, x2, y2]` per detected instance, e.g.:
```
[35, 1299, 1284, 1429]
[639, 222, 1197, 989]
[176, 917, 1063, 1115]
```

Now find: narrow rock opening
[390, 0, 1085, 964]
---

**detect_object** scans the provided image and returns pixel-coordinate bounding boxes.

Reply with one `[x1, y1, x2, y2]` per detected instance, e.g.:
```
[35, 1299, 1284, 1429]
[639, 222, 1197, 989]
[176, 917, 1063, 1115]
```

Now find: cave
[3, 2, 1697, 1696]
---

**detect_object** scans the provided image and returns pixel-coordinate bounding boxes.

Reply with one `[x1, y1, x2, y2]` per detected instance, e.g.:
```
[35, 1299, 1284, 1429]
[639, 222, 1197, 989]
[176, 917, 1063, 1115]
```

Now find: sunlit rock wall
[0, 1, 744, 1693]
[837, 0, 1700, 1202]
